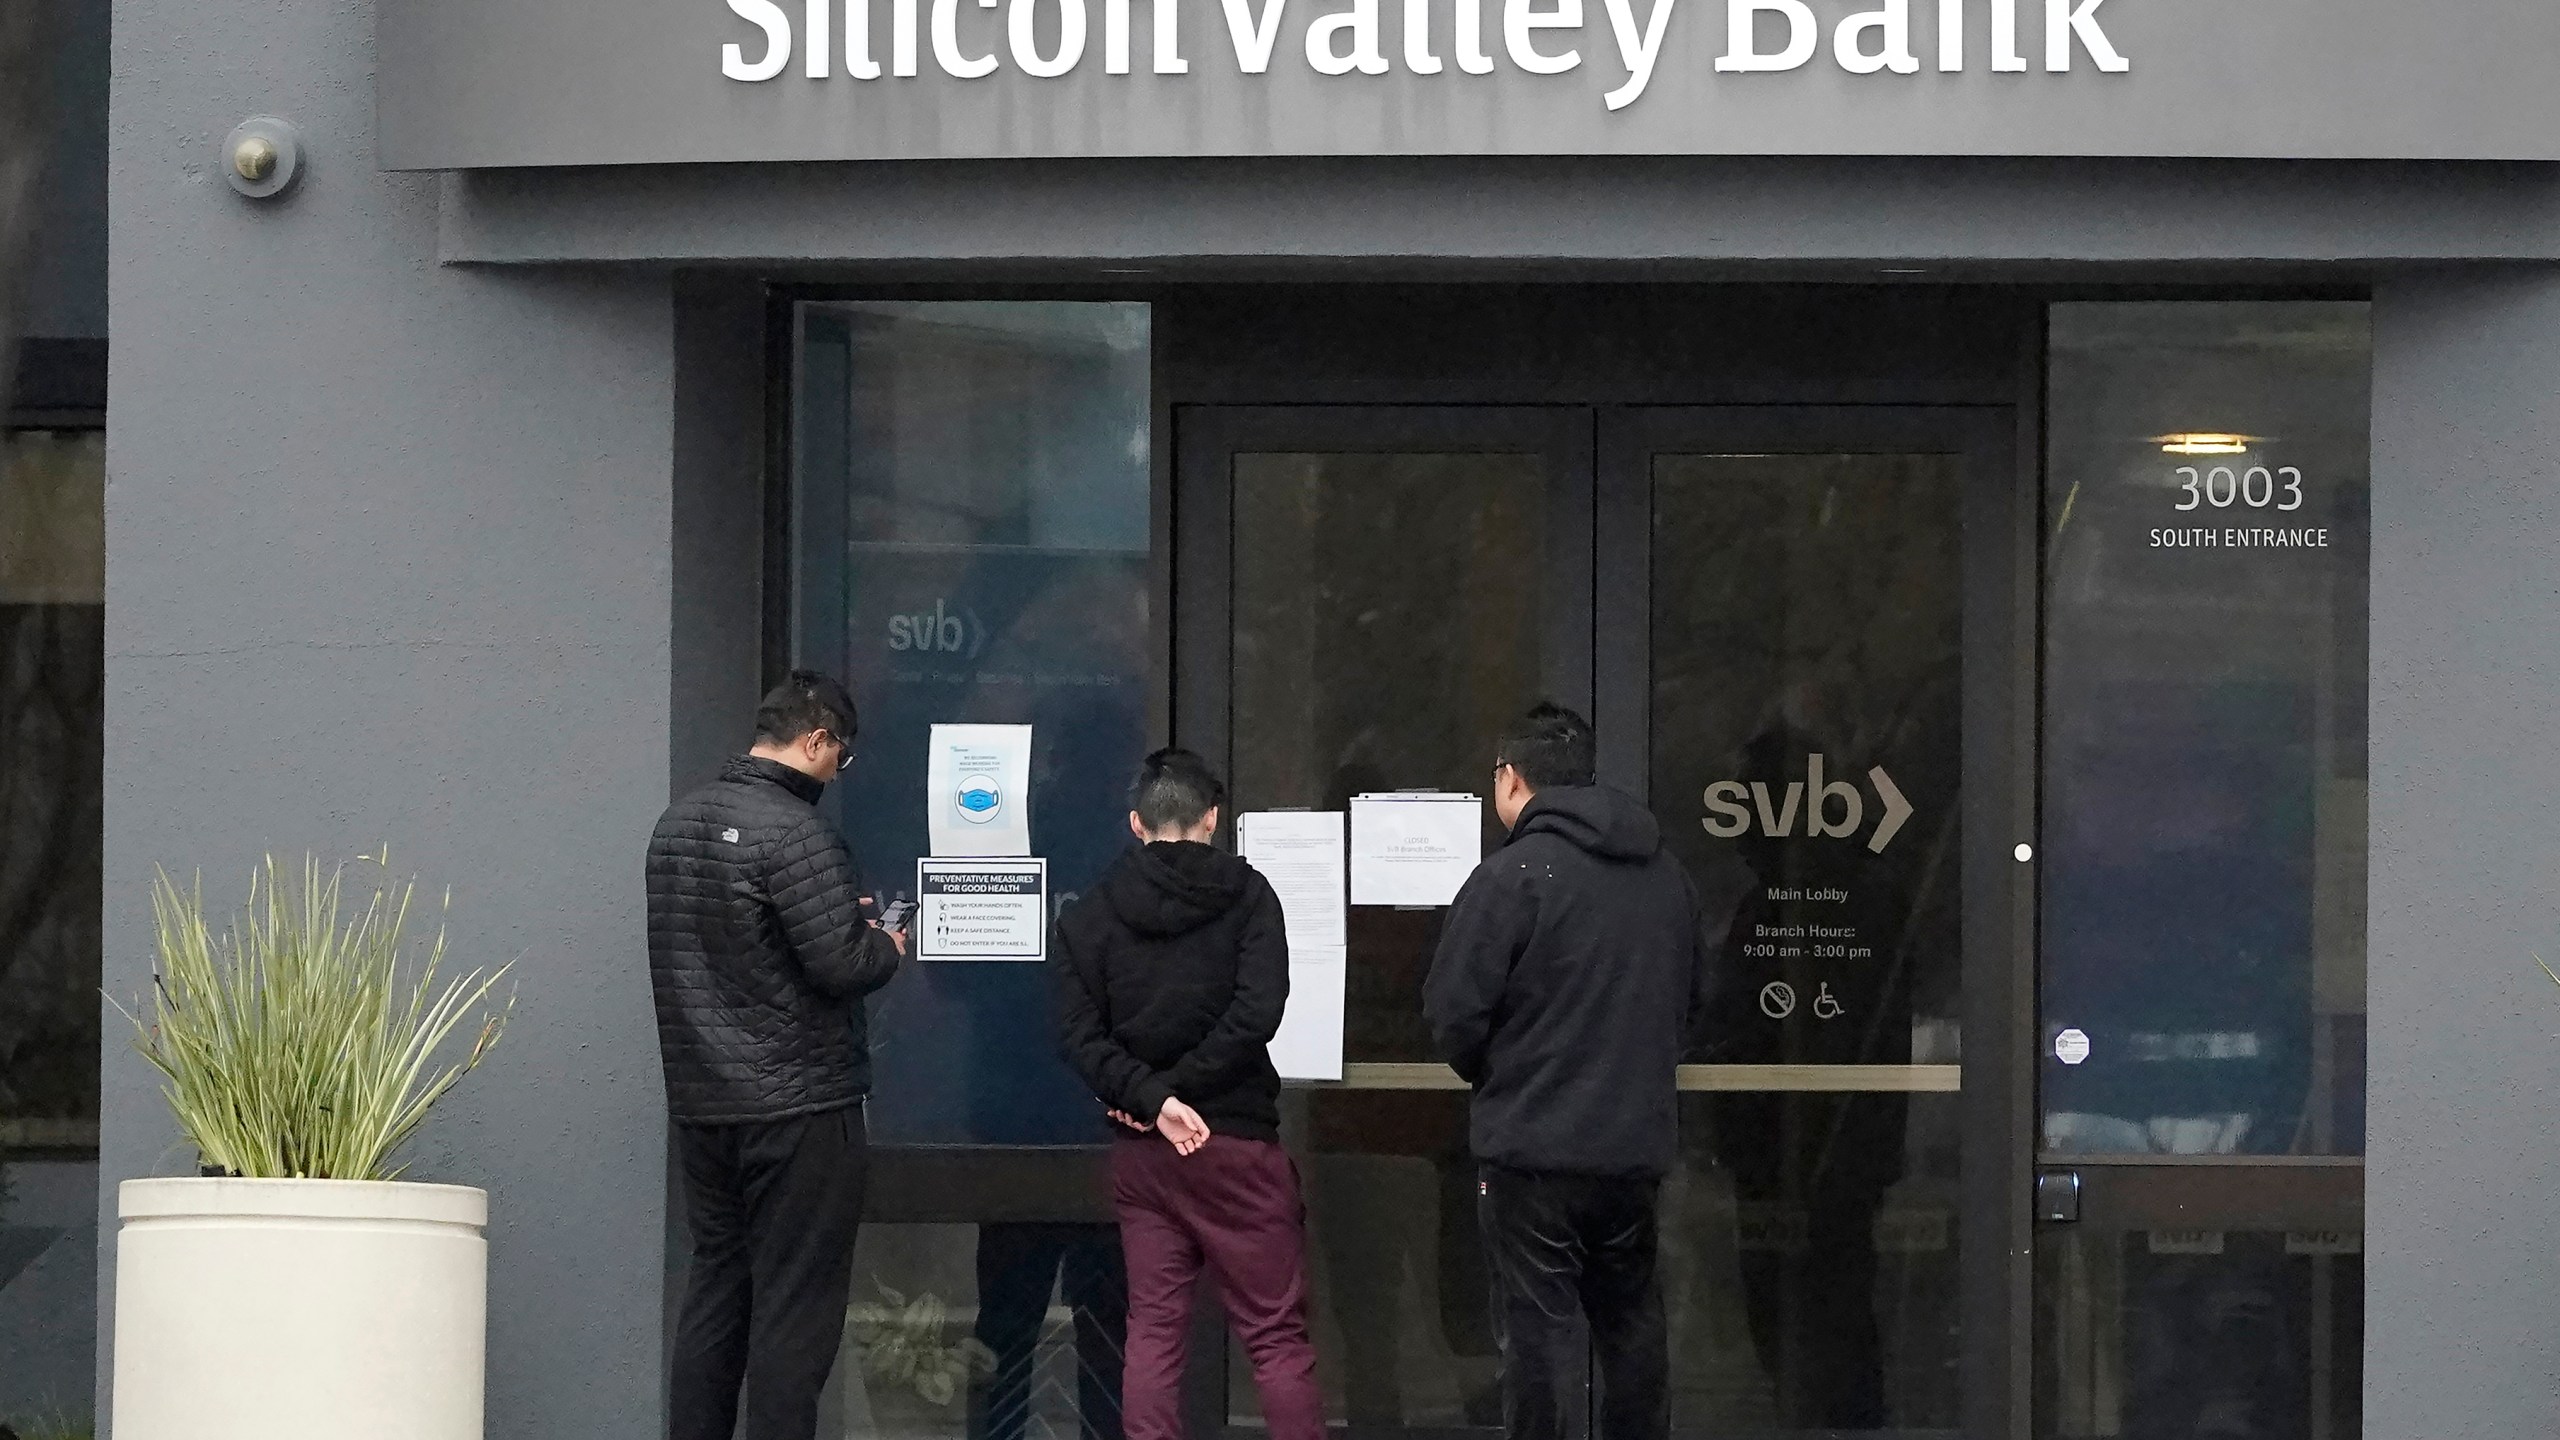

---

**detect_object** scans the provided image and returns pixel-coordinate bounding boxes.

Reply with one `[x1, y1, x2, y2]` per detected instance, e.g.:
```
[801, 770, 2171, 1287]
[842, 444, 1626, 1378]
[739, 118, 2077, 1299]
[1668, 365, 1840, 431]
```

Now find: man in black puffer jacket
[1053, 749, 1323, 1440]
[1425, 703, 1728, 1440]
[648, 670, 905, 1440]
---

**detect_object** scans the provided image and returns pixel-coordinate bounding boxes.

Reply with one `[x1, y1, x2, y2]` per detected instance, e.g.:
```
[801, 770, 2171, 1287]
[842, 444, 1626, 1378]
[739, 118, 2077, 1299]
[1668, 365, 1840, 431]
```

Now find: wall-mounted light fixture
[2155, 432, 2256, 455]
[222, 117, 304, 199]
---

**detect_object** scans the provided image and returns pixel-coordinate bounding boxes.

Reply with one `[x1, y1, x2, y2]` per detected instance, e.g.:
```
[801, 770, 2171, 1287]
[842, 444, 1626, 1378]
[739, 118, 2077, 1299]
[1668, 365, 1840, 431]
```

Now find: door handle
[2034, 1170, 2082, 1224]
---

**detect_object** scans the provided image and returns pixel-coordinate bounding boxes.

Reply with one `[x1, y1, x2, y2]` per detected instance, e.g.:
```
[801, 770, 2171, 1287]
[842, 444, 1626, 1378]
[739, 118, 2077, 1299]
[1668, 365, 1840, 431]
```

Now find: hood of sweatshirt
[1508, 784, 1662, 862]
[1101, 840, 1257, 937]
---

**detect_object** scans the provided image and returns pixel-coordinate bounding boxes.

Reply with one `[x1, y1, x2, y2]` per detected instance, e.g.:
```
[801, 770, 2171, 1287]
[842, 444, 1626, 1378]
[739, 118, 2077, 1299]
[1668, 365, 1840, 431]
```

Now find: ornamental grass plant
[117, 853, 514, 1181]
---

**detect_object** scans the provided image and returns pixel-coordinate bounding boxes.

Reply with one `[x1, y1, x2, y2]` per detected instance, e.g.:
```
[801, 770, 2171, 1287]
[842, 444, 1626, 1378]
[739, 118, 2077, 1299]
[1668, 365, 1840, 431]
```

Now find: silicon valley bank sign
[376, 0, 2560, 166]
[715, 0, 2124, 111]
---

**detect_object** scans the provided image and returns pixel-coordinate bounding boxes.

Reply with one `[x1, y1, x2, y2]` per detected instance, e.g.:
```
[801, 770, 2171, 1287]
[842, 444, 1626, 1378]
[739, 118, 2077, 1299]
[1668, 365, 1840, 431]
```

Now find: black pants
[1477, 1166, 1668, 1440]
[969, 1222, 1129, 1440]
[670, 1106, 870, 1440]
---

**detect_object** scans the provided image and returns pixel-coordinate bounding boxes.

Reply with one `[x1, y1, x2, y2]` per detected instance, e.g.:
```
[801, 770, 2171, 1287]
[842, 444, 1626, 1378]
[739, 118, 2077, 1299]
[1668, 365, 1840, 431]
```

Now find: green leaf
[115, 854, 517, 1181]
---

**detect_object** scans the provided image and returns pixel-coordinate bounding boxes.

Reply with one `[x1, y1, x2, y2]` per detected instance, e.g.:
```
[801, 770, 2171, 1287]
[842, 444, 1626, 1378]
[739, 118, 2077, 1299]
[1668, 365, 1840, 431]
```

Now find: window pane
[1227, 450, 1548, 1429]
[1231, 452, 1546, 1063]
[2037, 1227, 2362, 1439]
[0, 427, 105, 1435]
[2041, 302, 2371, 1157]
[793, 301, 1153, 1145]
[1652, 453, 1966, 1070]
[1650, 454, 1966, 1433]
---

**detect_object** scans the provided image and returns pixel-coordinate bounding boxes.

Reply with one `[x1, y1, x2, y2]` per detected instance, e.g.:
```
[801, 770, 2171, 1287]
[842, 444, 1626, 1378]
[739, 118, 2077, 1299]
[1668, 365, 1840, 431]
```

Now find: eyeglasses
[815, 730, 856, 773]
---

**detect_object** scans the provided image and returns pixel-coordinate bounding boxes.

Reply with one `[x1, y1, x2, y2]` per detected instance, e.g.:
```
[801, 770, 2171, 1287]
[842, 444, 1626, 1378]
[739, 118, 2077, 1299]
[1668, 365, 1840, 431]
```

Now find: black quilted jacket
[646, 754, 902, 1124]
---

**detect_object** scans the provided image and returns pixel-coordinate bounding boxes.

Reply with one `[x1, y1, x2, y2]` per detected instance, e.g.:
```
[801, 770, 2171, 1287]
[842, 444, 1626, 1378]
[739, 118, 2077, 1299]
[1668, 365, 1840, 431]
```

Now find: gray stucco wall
[2367, 268, 2560, 1437]
[101, 0, 676, 1433]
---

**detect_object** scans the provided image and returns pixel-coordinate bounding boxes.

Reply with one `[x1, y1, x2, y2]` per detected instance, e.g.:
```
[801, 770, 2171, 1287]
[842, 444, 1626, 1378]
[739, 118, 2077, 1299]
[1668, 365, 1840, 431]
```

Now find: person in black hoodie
[1052, 748, 1323, 1440]
[1424, 703, 1726, 1440]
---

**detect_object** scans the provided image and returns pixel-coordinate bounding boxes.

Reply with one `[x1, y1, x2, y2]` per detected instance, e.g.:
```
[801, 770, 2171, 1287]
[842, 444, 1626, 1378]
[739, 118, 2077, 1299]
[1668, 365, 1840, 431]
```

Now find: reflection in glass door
[1647, 453, 1966, 1436]
[1182, 405, 2026, 1440]
[2035, 303, 2370, 1440]
[1183, 407, 1592, 1440]
[1599, 410, 2024, 1440]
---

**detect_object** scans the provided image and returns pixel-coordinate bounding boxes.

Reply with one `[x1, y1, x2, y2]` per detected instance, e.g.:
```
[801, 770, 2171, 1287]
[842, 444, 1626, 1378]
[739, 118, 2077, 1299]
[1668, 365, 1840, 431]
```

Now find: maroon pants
[1112, 1133, 1325, 1440]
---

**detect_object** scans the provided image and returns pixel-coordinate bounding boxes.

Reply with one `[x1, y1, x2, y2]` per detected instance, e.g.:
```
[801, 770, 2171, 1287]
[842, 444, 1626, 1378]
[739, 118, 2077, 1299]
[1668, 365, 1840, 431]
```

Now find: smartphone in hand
[877, 898, 915, 932]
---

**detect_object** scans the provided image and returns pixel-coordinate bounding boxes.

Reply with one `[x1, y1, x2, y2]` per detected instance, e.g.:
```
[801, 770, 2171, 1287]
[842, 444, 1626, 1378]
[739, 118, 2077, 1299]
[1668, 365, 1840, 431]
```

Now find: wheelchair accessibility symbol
[1812, 983, 1844, 1020]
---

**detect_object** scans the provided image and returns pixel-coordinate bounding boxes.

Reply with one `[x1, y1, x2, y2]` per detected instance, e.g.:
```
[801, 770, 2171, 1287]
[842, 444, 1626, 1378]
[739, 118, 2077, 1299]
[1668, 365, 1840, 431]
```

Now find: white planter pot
[112, 1177, 487, 1440]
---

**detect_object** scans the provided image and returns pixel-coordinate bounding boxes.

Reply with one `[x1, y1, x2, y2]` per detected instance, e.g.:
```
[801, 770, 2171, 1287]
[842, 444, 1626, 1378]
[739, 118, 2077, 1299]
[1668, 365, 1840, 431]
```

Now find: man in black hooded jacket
[1052, 749, 1324, 1440]
[1424, 702, 1725, 1440]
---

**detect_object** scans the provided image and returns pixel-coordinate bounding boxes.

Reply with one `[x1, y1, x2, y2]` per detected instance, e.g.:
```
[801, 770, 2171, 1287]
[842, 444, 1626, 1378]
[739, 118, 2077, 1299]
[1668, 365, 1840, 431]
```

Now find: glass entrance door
[1178, 407, 1592, 1440]
[1176, 405, 2029, 1440]
[2032, 303, 2370, 1440]
[1595, 409, 2027, 1440]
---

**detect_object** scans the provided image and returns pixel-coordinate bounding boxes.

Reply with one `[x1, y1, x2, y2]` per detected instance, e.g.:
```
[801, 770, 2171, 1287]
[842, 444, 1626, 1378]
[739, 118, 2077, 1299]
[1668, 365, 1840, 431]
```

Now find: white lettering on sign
[1834, 0, 1918, 75]
[1717, 0, 1815, 73]
[1992, 0, 2024, 69]
[1308, 0, 1389, 73]
[724, 0, 793, 78]
[2148, 527, 2331, 549]
[1599, 0, 1674, 107]
[2045, 0, 2125, 71]
[717, 0, 2128, 104]
[1222, 0, 1291, 70]
[1506, 0, 1583, 76]
[1014, 0, 1091, 75]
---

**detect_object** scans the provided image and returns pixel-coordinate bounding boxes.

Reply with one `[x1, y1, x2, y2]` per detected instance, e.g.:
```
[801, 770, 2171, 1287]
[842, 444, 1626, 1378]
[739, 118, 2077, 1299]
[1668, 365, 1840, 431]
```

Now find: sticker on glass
[2054, 1027, 2092, 1065]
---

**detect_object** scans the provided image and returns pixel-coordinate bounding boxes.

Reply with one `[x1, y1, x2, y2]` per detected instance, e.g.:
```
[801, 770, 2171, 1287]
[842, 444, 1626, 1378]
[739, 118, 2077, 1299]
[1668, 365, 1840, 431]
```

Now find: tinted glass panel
[794, 301, 1153, 1145]
[0, 426, 104, 1437]
[1231, 452, 1545, 1061]
[2041, 303, 2371, 1157]
[1228, 450, 1549, 1429]
[2037, 1227, 2362, 1440]
[1649, 454, 1965, 1434]
[830, 1220, 1128, 1440]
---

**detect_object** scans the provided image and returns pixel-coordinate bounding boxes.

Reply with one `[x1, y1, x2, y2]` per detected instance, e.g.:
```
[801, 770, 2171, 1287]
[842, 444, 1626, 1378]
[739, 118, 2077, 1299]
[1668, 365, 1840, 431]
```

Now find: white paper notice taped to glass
[926, 723, 1033, 857]
[915, 857, 1047, 962]
[1268, 946, 1347, 1082]
[1237, 810, 1347, 950]
[1348, 793, 1481, 908]
[1239, 811, 1352, 1080]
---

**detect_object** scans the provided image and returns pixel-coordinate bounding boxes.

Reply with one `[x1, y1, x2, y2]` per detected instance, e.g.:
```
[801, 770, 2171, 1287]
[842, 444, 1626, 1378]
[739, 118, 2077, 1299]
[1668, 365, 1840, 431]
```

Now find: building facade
[4, 0, 2560, 1436]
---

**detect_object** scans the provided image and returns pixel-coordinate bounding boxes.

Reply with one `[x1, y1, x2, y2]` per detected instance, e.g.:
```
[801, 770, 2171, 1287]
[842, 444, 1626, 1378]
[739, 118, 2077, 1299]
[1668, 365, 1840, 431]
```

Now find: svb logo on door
[1700, 753, 1914, 854]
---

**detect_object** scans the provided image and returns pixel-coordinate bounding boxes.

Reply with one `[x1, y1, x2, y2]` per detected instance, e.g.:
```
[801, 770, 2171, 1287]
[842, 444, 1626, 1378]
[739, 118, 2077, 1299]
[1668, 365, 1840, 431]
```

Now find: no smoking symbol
[1759, 981, 1796, 1020]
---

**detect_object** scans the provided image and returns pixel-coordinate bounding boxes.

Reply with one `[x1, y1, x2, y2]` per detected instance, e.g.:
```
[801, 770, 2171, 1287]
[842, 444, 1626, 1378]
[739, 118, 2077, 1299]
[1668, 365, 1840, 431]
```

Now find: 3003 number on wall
[2175, 465, 2304, 511]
